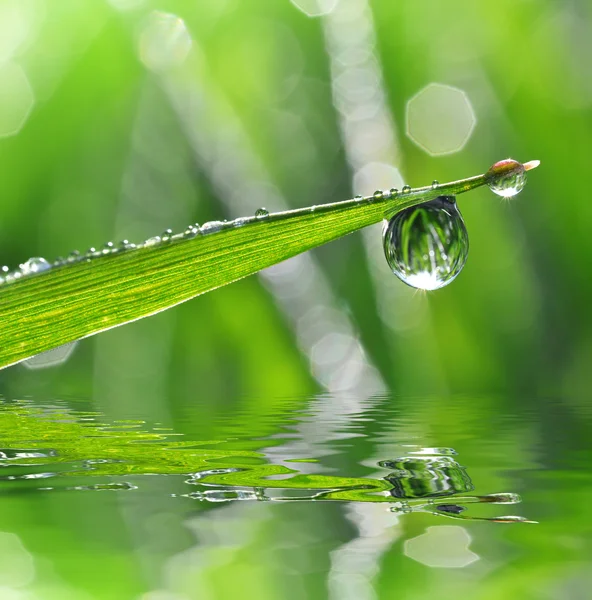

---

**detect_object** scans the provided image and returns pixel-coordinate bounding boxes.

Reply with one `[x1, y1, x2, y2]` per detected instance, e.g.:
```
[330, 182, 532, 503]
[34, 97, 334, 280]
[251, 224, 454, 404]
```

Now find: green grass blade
[0, 165, 522, 369]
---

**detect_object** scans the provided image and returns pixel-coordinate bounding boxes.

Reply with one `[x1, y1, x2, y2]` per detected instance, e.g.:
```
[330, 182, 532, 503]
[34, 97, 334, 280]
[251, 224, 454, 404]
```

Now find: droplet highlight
[485, 158, 526, 198]
[382, 196, 469, 291]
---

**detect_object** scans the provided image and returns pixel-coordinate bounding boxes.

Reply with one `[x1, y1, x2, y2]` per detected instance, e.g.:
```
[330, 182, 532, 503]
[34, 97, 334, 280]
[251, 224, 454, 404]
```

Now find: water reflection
[0, 398, 533, 523]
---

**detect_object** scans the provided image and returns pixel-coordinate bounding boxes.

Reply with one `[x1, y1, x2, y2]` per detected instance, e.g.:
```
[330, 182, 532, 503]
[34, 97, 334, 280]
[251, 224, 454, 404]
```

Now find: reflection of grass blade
[0, 161, 537, 369]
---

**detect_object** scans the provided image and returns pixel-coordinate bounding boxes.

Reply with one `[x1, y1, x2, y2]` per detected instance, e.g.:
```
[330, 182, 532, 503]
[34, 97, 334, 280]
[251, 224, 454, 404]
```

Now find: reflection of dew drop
[382, 196, 469, 291]
[255, 208, 270, 218]
[20, 257, 51, 275]
[485, 159, 526, 197]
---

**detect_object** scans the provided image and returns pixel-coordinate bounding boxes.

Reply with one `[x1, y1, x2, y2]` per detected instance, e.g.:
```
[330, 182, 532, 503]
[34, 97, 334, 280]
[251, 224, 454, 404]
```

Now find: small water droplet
[485, 158, 526, 197]
[233, 217, 250, 227]
[67, 250, 81, 263]
[20, 257, 51, 275]
[200, 220, 225, 234]
[373, 190, 384, 200]
[118, 240, 134, 251]
[183, 225, 200, 238]
[161, 229, 173, 242]
[402, 185, 411, 193]
[354, 195, 364, 202]
[102, 242, 115, 254]
[255, 208, 269, 218]
[144, 236, 161, 247]
[389, 188, 398, 197]
[432, 180, 439, 189]
[382, 196, 468, 290]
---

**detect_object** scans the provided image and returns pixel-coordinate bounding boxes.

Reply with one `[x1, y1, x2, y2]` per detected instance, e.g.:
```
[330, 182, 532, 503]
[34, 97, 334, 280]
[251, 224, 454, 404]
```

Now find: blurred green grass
[1, 0, 588, 400]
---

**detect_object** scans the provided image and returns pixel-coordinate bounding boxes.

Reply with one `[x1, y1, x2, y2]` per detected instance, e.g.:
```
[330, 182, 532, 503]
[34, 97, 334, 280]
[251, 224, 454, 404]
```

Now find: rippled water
[0, 393, 589, 599]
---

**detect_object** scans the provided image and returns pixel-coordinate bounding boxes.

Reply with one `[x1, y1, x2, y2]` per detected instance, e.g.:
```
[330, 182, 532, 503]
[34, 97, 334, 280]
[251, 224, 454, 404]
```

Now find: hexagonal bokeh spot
[290, 0, 339, 18]
[0, 62, 34, 138]
[139, 11, 192, 73]
[23, 341, 78, 370]
[406, 83, 476, 156]
[404, 526, 479, 568]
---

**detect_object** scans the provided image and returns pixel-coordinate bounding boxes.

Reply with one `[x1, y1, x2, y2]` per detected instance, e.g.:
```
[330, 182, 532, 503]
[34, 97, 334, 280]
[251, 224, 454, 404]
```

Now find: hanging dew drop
[485, 158, 526, 198]
[382, 196, 469, 291]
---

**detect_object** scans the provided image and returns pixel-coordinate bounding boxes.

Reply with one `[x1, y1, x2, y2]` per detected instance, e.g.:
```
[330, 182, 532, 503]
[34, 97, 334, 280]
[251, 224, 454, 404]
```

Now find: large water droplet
[382, 196, 468, 291]
[20, 257, 51, 275]
[485, 159, 526, 197]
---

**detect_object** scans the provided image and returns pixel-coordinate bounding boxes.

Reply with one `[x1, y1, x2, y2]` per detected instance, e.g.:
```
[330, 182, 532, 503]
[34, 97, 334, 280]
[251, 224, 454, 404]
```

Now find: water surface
[0, 393, 589, 600]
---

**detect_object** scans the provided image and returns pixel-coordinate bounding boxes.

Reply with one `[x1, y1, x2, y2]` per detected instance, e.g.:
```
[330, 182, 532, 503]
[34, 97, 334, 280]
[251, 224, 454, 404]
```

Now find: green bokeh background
[0, 0, 590, 598]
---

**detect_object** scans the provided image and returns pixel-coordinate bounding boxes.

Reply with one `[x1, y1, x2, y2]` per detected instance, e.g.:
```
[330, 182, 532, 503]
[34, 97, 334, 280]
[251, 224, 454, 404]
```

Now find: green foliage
[0, 168, 503, 369]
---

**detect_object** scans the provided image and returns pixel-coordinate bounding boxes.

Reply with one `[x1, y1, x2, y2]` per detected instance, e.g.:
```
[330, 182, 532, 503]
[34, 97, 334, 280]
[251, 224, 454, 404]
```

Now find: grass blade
[1, 162, 535, 369]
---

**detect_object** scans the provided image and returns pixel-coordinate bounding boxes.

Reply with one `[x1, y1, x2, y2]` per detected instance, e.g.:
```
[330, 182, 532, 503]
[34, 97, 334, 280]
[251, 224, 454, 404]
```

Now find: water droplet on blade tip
[485, 158, 526, 197]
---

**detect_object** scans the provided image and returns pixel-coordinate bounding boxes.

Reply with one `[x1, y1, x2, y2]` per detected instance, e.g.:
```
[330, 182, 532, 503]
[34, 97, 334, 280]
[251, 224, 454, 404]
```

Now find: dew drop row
[0, 208, 272, 286]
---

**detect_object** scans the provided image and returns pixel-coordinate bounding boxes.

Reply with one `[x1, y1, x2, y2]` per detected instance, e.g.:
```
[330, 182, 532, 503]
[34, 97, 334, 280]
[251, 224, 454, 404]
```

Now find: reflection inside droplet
[382, 196, 469, 291]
